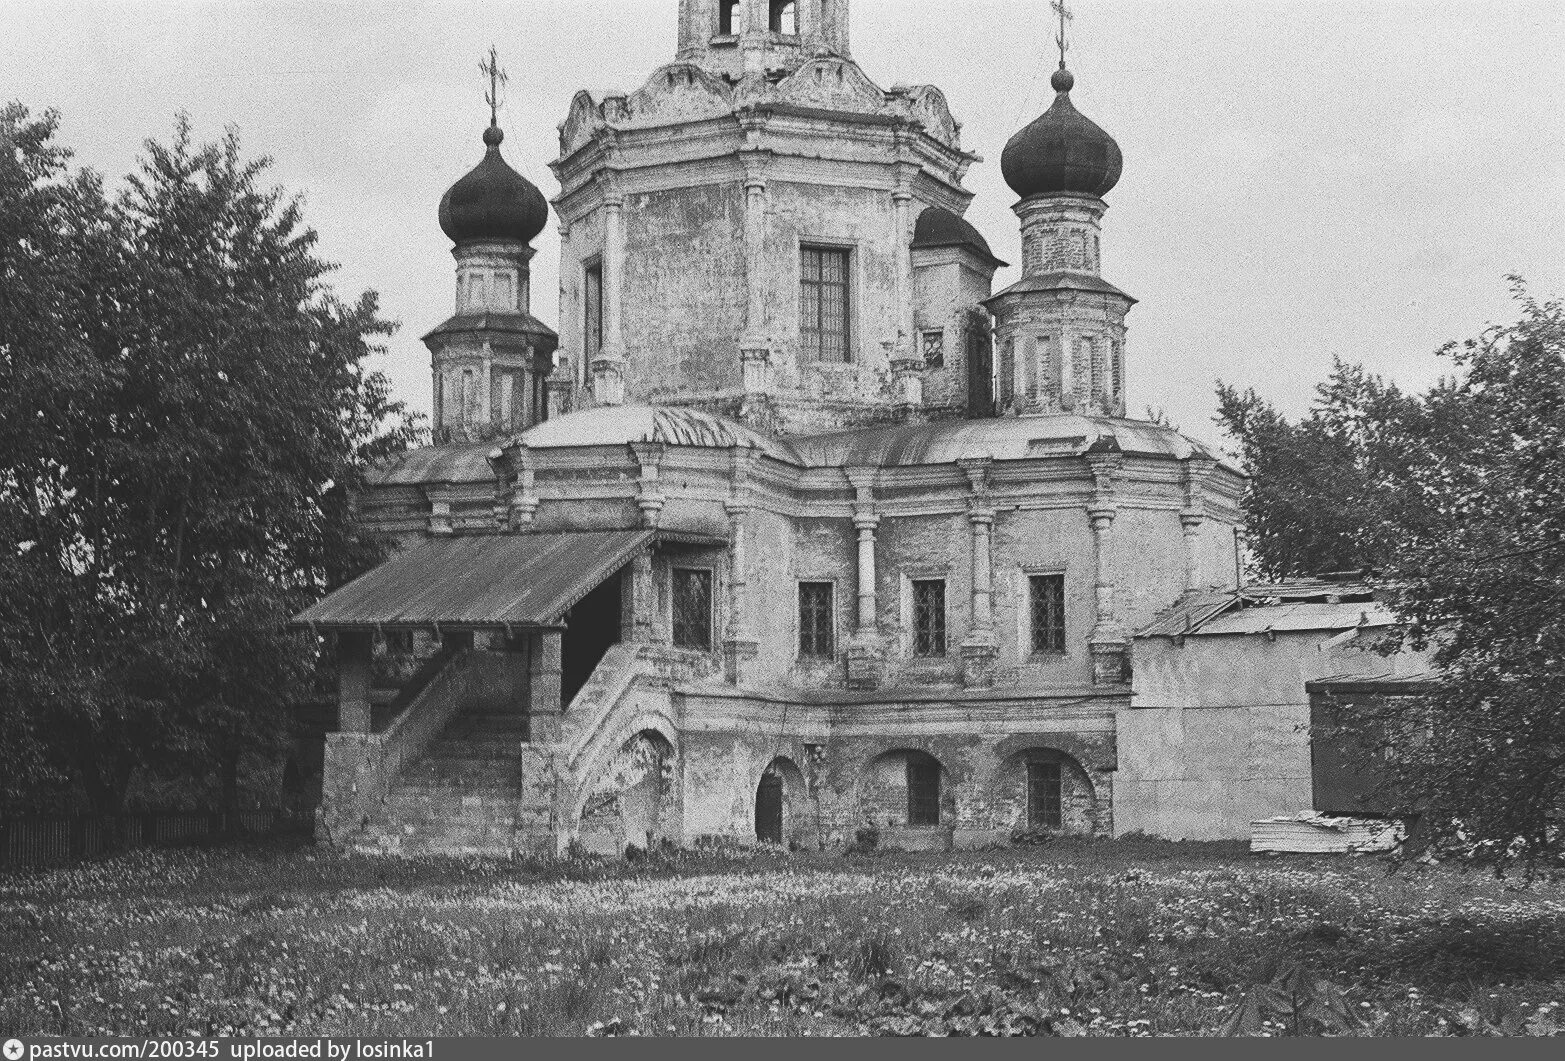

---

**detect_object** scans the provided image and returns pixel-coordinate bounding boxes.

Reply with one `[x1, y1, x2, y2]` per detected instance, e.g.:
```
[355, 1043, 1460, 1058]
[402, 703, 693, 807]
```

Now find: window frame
[799, 242, 854, 364]
[796, 580, 837, 661]
[670, 565, 715, 652]
[1026, 760, 1063, 829]
[907, 758, 942, 827]
[910, 577, 948, 659]
[1028, 572, 1067, 655]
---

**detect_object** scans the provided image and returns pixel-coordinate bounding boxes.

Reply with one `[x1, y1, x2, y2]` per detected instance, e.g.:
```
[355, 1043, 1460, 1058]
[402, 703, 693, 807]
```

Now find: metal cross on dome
[480, 44, 509, 127]
[1052, 0, 1074, 68]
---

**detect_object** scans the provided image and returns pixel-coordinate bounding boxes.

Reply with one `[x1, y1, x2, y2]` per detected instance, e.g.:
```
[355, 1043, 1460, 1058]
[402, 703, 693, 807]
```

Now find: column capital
[853, 514, 881, 533]
[966, 507, 996, 526]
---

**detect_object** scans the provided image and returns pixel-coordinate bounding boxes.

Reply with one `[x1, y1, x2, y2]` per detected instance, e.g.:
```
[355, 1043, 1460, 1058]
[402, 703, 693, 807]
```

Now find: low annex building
[294, 0, 1419, 855]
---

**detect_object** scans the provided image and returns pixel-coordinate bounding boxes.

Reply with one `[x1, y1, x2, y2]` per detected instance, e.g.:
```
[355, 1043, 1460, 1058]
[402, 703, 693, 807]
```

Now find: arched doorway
[753, 757, 812, 848]
[859, 750, 953, 830]
[756, 772, 783, 843]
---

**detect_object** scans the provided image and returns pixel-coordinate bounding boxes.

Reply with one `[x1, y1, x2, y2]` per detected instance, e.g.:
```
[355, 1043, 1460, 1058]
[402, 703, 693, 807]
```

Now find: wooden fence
[0, 809, 305, 869]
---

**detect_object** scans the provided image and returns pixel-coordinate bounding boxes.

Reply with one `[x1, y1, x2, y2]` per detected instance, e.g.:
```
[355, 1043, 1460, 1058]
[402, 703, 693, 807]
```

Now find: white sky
[4, 0, 1562, 448]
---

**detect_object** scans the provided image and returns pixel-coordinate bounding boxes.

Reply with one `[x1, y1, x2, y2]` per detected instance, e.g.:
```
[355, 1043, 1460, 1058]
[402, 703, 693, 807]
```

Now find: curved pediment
[559, 90, 603, 157]
[895, 85, 961, 149]
[621, 62, 735, 127]
[772, 56, 889, 117]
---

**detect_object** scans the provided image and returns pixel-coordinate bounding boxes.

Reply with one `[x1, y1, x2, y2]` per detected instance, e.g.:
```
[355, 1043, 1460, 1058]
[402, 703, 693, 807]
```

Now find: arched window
[718, 0, 740, 35]
[770, 0, 798, 34]
[999, 339, 1016, 407]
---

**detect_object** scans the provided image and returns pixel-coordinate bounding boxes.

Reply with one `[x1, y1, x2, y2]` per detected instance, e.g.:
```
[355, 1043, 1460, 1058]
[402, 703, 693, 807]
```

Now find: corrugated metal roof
[1191, 602, 1396, 636]
[1135, 590, 1240, 638]
[291, 529, 653, 630]
[365, 442, 496, 486]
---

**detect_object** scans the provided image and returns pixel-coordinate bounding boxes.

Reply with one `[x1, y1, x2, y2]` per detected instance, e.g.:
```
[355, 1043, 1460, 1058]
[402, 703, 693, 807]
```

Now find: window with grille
[1027, 760, 1062, 829]
[798, 581, 834, 659]
[921, 329, 944, 368]
[672, 568, 713, 651]
[911, 579, 946, 658]
[583, 261, 603, 367]
[1029, 573, 1066, 654]
[907, 759, 941, 826]
[801, 246, 851, 362]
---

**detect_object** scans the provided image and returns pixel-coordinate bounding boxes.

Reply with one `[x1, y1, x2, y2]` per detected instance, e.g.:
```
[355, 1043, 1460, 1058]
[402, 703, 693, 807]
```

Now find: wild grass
[2, 836, 1563, 1036]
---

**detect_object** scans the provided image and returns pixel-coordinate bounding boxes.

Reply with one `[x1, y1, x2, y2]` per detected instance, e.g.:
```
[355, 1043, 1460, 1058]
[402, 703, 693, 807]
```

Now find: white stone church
[295, 0, 1429, 855]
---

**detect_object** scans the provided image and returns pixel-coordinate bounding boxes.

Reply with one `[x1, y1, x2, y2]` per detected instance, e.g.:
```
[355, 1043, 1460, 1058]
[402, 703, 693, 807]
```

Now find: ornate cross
[1051, 0, 1074, 68]
[480, 45, 509, 127]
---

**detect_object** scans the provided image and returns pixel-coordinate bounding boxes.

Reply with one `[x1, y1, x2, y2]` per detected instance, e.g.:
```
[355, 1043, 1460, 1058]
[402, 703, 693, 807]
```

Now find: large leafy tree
[1216, 283, 1565, 872]
[1374, 285, 1565, 872]
[0, 105, 420, 814]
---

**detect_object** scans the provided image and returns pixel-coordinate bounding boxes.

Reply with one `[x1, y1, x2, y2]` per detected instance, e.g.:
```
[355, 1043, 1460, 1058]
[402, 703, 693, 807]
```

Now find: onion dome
[1000, 67, 1123, 200]
[438, 125, 549, 246]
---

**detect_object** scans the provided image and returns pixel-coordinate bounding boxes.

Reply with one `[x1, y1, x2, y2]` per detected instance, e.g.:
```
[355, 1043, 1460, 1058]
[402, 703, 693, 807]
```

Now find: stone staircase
[356, 706, 544, 856]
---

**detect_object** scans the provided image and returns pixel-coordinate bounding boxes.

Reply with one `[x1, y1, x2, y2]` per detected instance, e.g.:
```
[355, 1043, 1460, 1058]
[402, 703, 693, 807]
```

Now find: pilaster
[1085, 450, 1129, 686]
[844, 466, 883, 689]
[956, 456, 998, 688]
[631, 442, 666, 528]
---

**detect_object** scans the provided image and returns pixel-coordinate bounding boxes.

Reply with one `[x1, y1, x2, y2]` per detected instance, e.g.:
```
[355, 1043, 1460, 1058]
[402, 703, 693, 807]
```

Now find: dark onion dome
[438, 125, 550, 246]
[1000, 67, 1123, 199]
[911, 207, 1009, 268]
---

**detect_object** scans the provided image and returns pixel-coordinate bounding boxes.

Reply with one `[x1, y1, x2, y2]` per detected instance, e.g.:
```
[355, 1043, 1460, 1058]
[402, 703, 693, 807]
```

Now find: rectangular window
[921, 329, 944, 368]
[999, 339, 1015, 407]
[800, 245, 851, 362]
[583, 261, 603, 368]
[798, 581, 835, 659]
[907, 759, 941, 826]
[671, 567, 713, 651]
[1027, 761, 1063, 829]
[911, 578, 947, 658]
[1029, 573, 1066, 654]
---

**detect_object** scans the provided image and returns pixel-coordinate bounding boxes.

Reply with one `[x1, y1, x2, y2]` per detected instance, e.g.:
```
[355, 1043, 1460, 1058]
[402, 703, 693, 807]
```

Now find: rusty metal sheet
[291, 529, 653, 631]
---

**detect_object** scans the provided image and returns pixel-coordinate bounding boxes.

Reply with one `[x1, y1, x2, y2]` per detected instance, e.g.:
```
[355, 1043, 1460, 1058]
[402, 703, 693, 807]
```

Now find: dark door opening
[967, 329, 994, 418]
[755, 771, 783, 843]
[562, 571, 623, 706]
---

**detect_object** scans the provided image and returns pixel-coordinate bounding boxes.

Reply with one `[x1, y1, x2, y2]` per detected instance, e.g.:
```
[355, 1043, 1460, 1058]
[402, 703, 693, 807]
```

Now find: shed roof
[1136, 586, 1394, 639]
[291, 529, 652, 631]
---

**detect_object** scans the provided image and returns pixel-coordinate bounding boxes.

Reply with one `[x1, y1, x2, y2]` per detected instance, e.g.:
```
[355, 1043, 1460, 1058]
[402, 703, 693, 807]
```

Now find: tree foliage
[0, 104, 421, 814]
[1217, 282, 1565, 871]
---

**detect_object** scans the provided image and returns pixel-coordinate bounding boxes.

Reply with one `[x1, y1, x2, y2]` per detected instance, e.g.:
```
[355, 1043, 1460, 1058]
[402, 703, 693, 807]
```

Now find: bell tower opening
[719, 0, 740, 35]
[769, 1, 798, 34]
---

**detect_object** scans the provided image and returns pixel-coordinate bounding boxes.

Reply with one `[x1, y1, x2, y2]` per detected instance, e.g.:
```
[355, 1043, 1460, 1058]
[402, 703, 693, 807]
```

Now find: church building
[294, 0, 1427, 855]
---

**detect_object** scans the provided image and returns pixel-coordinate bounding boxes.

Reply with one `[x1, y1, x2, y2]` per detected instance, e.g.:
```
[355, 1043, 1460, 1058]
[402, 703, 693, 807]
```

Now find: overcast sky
[5, 0, 1562, 447]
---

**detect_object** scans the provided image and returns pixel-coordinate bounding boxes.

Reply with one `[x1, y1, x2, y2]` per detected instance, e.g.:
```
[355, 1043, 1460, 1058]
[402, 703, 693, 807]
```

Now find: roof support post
[336, 631, 373, 735]
[527, 629, 564, 742]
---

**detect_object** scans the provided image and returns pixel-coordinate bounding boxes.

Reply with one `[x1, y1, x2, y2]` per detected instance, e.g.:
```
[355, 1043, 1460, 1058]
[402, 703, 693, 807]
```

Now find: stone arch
[754, 756, 816, 848]
[857, 748, 955, 832]
[994, 746, 1102, 836]
[575, 726, 679, 856]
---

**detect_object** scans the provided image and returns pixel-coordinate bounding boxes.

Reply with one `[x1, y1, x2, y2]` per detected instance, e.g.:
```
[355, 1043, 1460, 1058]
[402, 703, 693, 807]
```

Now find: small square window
[912, 579, 946, 658]
[1029, 573, 1066, 654]
[672, 568, 713, 651]
[798, 581, 835, 659]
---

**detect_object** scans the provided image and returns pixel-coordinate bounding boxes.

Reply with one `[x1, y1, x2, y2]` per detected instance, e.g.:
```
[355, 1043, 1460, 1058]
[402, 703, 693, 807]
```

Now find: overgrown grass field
[3, 837, 1563, 1036]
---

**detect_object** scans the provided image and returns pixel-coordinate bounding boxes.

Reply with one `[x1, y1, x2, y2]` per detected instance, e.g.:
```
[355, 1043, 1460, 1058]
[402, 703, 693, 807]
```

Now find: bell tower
[983, 5, 1134, 419]
[677, 0, 850, 78]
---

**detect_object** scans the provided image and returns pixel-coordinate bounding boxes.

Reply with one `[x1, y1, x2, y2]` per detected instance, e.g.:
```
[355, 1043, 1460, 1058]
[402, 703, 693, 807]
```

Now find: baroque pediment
[771, 57, 889, 116]
[622, 63, 735, 127]
[559, 90, 604, 157]
[893, 85, 961, 149]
